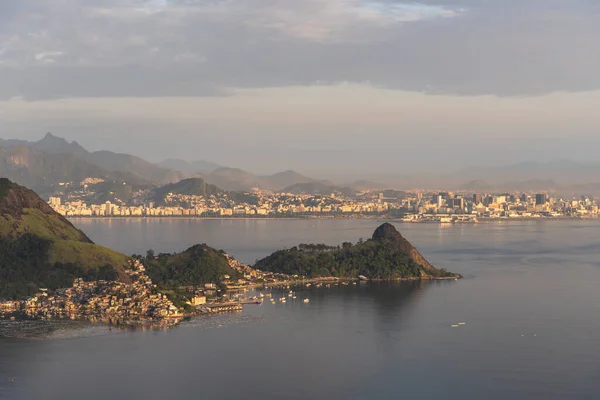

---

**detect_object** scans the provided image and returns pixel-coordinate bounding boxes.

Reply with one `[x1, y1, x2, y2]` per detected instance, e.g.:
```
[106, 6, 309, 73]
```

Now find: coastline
[64, 215, 599, 223]
[228, 274, 462, 290]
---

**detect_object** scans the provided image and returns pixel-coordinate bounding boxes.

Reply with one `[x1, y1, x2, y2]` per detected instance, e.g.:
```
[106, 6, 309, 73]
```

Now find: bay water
[2, 219, 600, 399]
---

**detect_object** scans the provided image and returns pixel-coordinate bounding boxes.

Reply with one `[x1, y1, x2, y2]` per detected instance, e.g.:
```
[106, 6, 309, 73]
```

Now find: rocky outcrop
[372, 223, 437, 273]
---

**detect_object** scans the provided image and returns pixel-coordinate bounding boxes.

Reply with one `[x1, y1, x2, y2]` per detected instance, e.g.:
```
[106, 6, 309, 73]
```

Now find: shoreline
[228, 274, 461, 290]
[64, 215, 599, 223]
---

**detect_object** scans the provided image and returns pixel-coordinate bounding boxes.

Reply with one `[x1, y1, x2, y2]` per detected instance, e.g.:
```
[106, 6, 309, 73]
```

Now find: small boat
[303, 299, 310, 303]
[259, 293, 264, 298]
[281, 299, 286, 303]
[293, 296, 297, 299]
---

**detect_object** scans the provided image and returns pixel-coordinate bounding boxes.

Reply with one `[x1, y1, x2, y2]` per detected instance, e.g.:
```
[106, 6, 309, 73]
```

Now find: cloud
[1, 0, 600, 99]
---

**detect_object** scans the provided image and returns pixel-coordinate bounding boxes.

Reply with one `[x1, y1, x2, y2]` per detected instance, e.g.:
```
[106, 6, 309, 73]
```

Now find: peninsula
[254, 223, 458, 280]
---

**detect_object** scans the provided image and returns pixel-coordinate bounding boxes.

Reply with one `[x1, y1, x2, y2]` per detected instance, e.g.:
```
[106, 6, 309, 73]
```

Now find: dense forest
[137, 244, 240, 289]
[0, 234, 118, 299]
[254, 240, 454, 280]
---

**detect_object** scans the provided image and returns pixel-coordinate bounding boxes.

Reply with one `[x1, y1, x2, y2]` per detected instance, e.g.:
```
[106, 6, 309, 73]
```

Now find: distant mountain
[500, 179, 558, 192]
[203, 167, 315, 191]
[450, 160, 600, 188]
[0, 138, 30, 148]
[346, 180, 387, 190]
[263, 170, 314, 189]
[0, 179, 129, 298]
[158, 158, 221, 174]
[85, 151, 183, 185]
[282, 181, 355, 197]
[0, 133, 184, 185]
[153, 178, 223, 204]
[0, 146, 129, 196]
[31, 132, 89, 158]
[457, 179, 560, 192]
[205, 168, 263, 191]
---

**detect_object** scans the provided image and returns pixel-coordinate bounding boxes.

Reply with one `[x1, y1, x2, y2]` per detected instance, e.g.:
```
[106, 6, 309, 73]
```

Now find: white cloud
[35, 51, 64, 63]
[0, 0, 599, 98]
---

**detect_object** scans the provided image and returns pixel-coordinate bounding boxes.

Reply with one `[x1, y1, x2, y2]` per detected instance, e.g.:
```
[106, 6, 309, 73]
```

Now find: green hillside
[140, 244, 240, 288]
[254, 223, 457, 280]
[0, 178, 129, 299]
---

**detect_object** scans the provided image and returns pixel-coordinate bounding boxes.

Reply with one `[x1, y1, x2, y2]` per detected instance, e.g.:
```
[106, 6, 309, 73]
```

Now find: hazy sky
[1, 0, 599, 178]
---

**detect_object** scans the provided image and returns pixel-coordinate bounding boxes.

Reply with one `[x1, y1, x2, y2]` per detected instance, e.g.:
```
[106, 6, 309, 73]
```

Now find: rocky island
[253, 223, 458, 280]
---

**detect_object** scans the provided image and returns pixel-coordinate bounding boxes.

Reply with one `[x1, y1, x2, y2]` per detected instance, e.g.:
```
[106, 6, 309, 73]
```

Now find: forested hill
[139, 244, 241, 288]
[253, 223, 456, 280]
[0, 179, 129, 299]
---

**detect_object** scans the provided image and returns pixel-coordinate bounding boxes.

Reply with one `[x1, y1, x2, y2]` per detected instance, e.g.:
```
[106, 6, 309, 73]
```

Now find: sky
[1, 0, 600, 179]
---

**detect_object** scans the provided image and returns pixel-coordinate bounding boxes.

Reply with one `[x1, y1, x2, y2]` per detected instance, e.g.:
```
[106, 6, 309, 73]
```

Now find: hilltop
[254, 223, 457, 280]
[0, 179, 129, 298]
[204, 167, 315, 191]
[139, 244, 241, 289]
[153, 178, 223, 204]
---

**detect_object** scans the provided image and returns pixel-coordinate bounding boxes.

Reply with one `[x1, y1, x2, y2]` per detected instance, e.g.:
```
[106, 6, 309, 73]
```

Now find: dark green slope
[254, 223, 456, 280]
[140, 244, 240, 288]
[0, 179, 129, 299]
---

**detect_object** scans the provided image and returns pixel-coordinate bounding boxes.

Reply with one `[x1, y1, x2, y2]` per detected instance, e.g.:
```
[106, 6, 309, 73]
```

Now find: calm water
[2, 219, 600, 399]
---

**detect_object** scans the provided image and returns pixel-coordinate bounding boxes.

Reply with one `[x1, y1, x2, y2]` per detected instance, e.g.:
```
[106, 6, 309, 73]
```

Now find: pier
[199, 303, 243, 314]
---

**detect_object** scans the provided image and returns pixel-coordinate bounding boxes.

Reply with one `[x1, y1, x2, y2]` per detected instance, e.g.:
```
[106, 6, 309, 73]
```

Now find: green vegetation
[0, 178, 12, 201]
[157, 288, 195, 313]
[254, 223, 457, 280]
[254, 240, 425, 279]
[14, 208, 90, 241]
[0, 234, 120, 299]
[139, 244, 240, 288]
[0, 179, 130, 298]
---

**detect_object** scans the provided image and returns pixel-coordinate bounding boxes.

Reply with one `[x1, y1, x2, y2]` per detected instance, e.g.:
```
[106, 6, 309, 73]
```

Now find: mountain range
[3, 134, 600, 195]
[198, 168, 316, 191]
[158, 158, 222, 174]
[0, 133, 320, 194]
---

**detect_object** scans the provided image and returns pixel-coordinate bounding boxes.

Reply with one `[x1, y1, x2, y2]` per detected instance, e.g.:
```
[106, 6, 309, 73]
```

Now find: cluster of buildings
[48, 191, 396, 218]
[0, 260, 183, 326]
[400, 192, 599, 222]
[47, 176, 600, 222]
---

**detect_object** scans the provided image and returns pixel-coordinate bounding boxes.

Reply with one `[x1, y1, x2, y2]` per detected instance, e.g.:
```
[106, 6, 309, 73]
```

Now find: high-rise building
[452, 197, 465, 209]
[535, 194, 547, 205]
[473, 194, 483, 204]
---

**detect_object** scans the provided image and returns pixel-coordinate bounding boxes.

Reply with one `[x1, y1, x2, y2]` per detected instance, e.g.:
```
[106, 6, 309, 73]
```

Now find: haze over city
[1, 0, 600, 181]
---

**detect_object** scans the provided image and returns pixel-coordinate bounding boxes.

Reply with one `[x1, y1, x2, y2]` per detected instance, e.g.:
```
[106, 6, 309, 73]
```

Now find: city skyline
[2, 1, 600, 176]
